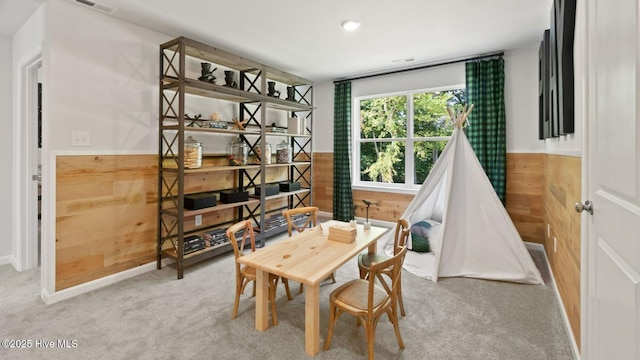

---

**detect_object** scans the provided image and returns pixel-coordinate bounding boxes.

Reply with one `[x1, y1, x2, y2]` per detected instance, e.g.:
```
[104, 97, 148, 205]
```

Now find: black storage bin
[279, 181, 300, 192]
[184, 192, 217, 210]
[220, 190, 249, 203]
[255, 184, 280, 197]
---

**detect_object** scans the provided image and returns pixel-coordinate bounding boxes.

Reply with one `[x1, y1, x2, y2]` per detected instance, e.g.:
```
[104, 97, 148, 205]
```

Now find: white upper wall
[313, 81, 335, 153]
[504, 43, 545, 153]
[351, 62, 465, 98]
[0, 34, 13, 260]
[46, 0, 169, 153]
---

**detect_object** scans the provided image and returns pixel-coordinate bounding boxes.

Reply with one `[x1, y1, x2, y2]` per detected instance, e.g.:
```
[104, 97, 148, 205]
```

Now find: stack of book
[208, 121, 228, 129]
[260, 213, 310, 233]
[202, 229, 227, 247]
[183, 235, 206, 254]
[291, 213, 307, 223]
[328, 224, 357, 243]
[263, 214, 288, 232]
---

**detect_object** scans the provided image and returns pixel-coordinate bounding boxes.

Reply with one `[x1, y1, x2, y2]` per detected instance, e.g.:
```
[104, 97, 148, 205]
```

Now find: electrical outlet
[71, 131, 91, 146]
[195, 214, 202, 227]
[547, 224, 550, 238]
[553, 237, 557, 253]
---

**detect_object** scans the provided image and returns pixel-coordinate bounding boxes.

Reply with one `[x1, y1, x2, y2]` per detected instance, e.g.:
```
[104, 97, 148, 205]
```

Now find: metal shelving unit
[157, 36, 314, 279]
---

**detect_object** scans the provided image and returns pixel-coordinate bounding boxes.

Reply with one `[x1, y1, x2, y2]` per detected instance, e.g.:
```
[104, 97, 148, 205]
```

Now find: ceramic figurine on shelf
[224, 70, 238, 88]
[286, 86, 295, 101]
[198, 62, 217, 83]
[267, 81, 280, 97]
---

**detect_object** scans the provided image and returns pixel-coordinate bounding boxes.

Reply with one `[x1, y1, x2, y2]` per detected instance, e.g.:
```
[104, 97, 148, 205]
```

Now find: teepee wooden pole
[448, 104, 474, 129]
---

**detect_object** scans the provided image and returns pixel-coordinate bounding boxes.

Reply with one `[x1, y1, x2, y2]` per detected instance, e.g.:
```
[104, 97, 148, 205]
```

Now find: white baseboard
[10, 256, 20, 270]
[0, 255, 12, 266]
[524, 242, 545, 251]
[41, 261, 162, 305]
[538, 244, 581, 360]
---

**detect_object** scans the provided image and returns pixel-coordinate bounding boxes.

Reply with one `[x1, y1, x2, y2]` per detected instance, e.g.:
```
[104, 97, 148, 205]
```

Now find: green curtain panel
[465, 58, 507, 203]
[333, 81, 354, 221]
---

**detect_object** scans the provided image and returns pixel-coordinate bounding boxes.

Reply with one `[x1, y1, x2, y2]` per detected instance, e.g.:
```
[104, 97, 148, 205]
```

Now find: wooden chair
[282, 206, 318, 237]
[282, 206, 336, 293]
[357, 218, 410, 316]
[324, 246, 408, 360]
[226, 220, 288, 326]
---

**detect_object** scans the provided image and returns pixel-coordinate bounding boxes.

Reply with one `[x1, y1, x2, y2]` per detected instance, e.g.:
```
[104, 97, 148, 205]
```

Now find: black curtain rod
[334, 51, 504, 83]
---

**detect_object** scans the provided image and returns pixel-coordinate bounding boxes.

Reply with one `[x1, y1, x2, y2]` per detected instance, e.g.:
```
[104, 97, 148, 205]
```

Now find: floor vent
[72, 0, 118, 15]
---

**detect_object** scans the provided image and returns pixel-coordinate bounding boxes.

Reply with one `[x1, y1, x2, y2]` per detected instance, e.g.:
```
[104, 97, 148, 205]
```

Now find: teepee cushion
[410, 221, 432, 252]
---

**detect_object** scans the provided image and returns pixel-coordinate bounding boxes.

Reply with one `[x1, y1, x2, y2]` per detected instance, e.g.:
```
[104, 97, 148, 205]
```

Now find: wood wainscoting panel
[505, 153, 545, 243]
[543, 153, 581, 347]
[352, 191, 413, 222]
[312, 153, 334, 212]
[56, 155, 158, 291]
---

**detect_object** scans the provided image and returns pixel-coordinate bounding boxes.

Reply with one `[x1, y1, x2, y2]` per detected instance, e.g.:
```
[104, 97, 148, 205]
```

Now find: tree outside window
[354, 88, 465, 190]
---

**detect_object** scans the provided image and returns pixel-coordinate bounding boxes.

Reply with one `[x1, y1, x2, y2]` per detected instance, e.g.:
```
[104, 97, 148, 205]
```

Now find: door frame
[13, 49, 42, 272]
[580, 0, 591, 357]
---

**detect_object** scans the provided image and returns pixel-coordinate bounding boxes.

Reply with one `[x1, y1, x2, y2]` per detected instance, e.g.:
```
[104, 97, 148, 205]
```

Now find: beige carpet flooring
[0, 239, 575, 360]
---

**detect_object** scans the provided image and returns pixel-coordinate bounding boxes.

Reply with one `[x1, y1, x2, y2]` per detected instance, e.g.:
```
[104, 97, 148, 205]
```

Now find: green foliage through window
[356, 88, 465, 187]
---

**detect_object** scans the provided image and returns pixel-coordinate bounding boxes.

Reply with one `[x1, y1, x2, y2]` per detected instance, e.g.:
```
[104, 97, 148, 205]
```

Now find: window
[353, 86, 466, 192]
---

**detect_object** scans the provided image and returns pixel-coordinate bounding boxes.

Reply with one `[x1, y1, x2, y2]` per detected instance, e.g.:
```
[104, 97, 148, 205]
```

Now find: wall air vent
[72, 0, 118, 15]
[392, 57, 415, 63]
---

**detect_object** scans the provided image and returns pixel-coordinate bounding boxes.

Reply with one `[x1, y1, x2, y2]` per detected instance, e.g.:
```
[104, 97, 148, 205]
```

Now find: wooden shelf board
[264, 161, 311, 168]
[161, 37, 313, 87]
[162, 164, 261, 173]
[162, 77, 313, 111]
[264, 132, 312, 138]
[164, 126, 262, 136]
[161, 240, 232, 260]
[161, 161, 309, 172]
[162, 199, 261, 217]
[160, 124, 312, 139]
[263, 189, 310, 201]
[264, 98, 314, 112]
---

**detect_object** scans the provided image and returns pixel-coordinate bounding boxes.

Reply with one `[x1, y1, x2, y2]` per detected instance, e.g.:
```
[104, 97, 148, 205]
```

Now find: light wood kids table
[236, 223, 389, 356]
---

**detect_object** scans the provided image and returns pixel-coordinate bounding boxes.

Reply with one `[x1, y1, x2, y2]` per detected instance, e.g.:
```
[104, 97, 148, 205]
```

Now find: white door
[15, 53, 42, 271]
[585, 0, 640, 358]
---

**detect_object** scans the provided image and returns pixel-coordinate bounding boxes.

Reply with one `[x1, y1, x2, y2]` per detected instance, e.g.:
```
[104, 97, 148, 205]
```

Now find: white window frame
[352, 84, 465, 194]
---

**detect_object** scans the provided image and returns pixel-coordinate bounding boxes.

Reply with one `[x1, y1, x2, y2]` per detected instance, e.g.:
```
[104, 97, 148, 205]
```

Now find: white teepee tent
[380, 107, 543, 284]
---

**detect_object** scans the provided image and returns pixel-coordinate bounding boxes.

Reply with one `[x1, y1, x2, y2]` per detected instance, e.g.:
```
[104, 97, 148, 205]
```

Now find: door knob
[574, 200, 593, 215]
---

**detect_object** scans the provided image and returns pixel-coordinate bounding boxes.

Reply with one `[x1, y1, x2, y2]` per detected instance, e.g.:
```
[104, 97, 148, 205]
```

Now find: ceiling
[2, 0, 552, 82]
[0, 0, 45, 36]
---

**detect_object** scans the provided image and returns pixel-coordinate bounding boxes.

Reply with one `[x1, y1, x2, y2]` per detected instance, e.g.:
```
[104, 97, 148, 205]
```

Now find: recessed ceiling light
[341, 20, 361, 31]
